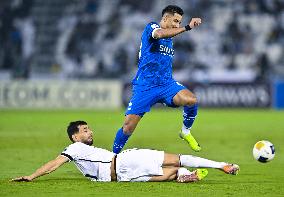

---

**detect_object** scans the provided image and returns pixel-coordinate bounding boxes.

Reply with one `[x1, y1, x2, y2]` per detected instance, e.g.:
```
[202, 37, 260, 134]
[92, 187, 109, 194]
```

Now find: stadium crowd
[0, 0, 284, 82]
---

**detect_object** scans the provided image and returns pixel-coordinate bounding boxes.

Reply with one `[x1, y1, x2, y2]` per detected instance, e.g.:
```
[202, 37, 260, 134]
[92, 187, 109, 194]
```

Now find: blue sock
[112, 127, 131, 154]
[183, 104, 198, 129]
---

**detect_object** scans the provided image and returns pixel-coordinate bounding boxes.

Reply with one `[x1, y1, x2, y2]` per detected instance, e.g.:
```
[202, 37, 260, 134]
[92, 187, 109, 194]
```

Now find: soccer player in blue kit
[113, 5, 202, 154]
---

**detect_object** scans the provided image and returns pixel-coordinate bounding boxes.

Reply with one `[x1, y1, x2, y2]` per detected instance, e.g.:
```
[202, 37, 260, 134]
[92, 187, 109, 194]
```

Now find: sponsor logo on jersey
[159, 44, 174, 57]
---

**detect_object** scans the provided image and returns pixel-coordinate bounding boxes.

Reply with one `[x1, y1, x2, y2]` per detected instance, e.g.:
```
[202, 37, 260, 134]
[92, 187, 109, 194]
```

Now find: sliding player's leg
[148, 167, 179, 182]
[135, 167, 207, 183]
[163, 153, 240, 175]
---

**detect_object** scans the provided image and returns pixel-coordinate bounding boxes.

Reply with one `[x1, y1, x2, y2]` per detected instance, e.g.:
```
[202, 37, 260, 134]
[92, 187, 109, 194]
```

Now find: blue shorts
[125, 81, 186, 116]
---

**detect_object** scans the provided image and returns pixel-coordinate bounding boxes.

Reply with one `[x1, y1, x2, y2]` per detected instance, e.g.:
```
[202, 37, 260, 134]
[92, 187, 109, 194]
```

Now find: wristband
[185, 25, 192, 31]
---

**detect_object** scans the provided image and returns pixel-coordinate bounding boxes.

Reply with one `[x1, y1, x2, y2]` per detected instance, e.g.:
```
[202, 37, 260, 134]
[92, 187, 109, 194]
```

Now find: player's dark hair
[67, 120, 87, 142]
[162, 5, 184, 16]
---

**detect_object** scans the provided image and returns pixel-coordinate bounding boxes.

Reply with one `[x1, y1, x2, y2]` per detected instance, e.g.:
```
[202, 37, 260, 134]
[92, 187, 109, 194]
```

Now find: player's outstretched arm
[153, 18, 202, 39]
[11, 155, 68, 182]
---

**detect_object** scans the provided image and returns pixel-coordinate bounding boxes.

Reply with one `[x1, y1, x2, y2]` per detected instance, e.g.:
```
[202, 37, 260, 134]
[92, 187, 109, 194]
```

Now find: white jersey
[61, 142, 115, 182]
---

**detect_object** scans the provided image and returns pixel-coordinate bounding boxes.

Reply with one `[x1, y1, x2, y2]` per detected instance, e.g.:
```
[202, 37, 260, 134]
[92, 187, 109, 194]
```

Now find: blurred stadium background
[1, 1, 284, 196]
[0, 0, 284, 109]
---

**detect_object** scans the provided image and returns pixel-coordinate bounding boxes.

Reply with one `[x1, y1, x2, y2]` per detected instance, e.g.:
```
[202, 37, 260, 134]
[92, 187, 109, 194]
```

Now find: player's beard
[83, 137, 93, 145]
[86, 139, 93, 145]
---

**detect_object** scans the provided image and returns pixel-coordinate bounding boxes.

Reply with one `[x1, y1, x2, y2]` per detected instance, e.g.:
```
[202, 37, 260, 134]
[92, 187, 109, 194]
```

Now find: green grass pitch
[0, 109, 284, 196]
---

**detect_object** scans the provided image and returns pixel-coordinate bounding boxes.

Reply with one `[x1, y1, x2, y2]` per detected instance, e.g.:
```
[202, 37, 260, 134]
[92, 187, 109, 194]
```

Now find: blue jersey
[132, 22, 175, 86]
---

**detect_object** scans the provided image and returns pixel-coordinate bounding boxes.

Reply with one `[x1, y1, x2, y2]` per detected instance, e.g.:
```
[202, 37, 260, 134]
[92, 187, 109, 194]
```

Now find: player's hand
[11, 176, 33, 182]
[189, 18, 202, 29]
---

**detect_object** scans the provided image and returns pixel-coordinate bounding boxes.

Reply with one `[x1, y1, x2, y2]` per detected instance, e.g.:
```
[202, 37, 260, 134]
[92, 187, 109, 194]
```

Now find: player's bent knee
[122, 123, 136, 135]
[123, 115, 141, 135]
[165, 168, 178, 181]
[185, 96, 197, 106]
[150, 168, 178, 182]
[168, 173, 177, 181]
[176, 92, 197, 106]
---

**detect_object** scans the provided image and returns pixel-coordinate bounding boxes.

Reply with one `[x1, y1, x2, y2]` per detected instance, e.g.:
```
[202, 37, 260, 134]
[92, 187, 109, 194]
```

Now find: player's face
[74, 124, 94, 145]
[165, 13, 182, 28]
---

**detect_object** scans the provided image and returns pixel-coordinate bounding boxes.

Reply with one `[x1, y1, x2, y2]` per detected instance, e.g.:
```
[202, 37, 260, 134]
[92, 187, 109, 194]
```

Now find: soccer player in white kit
[12, 121, 239, 183]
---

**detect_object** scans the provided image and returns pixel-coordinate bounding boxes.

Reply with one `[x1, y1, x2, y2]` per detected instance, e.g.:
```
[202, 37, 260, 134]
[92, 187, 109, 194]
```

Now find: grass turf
[0, 109, 284, 196]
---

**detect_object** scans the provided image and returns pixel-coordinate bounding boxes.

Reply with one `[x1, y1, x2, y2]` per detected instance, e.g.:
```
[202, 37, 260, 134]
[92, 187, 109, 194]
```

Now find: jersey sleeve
[61, 143, 79, 162]
[145, 22, 161, 39]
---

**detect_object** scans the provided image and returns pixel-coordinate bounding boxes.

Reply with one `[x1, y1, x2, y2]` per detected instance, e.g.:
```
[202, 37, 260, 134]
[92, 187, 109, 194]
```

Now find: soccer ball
[253, 140, 275, 163]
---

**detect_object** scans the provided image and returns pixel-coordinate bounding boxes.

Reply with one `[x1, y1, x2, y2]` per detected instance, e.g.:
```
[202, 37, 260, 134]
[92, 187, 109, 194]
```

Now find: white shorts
[116, 148, 165, 182]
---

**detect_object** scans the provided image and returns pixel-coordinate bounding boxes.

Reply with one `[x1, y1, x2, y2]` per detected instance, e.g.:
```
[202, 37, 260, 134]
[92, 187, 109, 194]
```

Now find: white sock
[180, 155, 226, 169]
[182, 125, 191, 135]
[177, 167, 191, 177]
